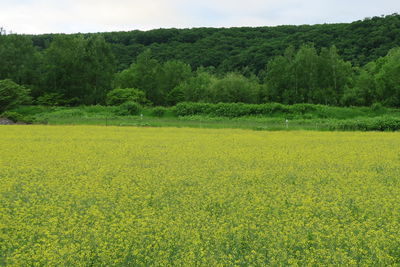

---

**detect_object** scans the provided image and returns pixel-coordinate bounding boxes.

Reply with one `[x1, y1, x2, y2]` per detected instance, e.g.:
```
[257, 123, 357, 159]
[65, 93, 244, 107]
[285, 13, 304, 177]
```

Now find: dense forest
[1, 13, 400, 108]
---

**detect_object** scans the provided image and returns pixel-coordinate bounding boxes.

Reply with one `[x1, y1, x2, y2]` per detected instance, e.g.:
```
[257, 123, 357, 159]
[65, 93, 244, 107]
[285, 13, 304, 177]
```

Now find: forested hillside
[30, 14, 400, 72]
[1, 14, 400, 108]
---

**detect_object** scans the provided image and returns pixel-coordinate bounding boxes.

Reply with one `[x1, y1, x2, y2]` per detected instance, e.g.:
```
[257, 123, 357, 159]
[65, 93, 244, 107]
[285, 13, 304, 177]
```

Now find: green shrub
[151, 106, 167, 117]
[106, 88, 149, 106]
[63, 97, 81, 107]
[290, 104, 318, 114]
[0, 79, 31, 113]
[1, 111, 35, 123]
[115, 101, 142, 116]
[1, 111, 23, 122]
[175, 102, 305, 117]
[329, 117, 400, 131]
[174, 102, 395, 119]
[36, 93, 64, 106]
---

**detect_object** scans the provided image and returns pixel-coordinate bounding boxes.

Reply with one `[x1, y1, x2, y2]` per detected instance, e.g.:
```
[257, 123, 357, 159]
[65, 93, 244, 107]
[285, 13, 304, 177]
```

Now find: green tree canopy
[265, 45, 354, 105]
[210, 73, 260, 104]
[43, 35, 115, 105]
[106, 88, 149, 106]
[375, 47, 400, 107]
[0, 34, 40, 87]
[0, 79, 31, 112]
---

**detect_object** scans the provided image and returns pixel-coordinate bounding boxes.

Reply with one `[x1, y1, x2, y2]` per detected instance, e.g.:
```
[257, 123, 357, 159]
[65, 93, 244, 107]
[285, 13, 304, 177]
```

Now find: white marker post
[140, 114, 143, 120]
[285, 119, 289, 129]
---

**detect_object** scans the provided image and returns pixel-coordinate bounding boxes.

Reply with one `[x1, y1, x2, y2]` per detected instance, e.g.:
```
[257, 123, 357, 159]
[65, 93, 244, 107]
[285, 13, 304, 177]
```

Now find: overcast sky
[1, 0, 399, 34]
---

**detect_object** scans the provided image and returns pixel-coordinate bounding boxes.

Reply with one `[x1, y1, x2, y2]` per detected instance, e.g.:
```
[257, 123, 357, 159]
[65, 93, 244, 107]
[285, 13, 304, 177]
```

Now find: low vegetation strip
[5, 103, 400, 131]
[1, 126, 400, 265]
[329, 117, 400, 131]
[173, 102, 395, 119]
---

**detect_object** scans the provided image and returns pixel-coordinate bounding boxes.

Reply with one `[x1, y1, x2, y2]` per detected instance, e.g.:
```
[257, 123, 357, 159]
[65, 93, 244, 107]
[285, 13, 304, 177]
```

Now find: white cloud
[1, 0, 399, 34]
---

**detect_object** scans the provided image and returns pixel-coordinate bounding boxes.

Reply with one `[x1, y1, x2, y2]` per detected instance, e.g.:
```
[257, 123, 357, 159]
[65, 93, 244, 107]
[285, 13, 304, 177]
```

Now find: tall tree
[292, 44, 319, 103]
[265, 45, 354, 105]
[83, 35, 116, 104]
[210, 73, 260, 103]
[375, 47, 400, 107]
[264, 46, 296, 104]
[160, 60, 192, 105]
[0, 34, 40, 87]
[317, 46, 353, 105]
[43, 35, 115, 105]
[114, 50, 163, 105]
[176, 68, 216, 103]
[342, 63, 377, 106]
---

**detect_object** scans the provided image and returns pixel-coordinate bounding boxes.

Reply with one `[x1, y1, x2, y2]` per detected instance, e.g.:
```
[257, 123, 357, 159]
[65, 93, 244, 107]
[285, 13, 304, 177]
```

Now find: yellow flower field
[1, 125, 400, 266]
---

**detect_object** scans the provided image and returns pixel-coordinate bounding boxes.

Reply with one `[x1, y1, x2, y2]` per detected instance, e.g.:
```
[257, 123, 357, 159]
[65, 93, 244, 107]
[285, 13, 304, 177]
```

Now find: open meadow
[1, 125, 400, 265]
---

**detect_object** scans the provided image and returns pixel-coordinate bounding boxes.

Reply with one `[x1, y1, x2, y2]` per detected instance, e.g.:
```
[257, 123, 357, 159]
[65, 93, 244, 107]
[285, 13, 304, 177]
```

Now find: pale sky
[1, 0, 399, 34]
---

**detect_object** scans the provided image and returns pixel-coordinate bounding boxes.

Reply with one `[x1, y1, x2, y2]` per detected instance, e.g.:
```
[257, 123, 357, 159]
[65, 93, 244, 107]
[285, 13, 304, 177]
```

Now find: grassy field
[7, 104, 400, 131]
[1, 126, 400, 265]
[32, 115, 333, 131]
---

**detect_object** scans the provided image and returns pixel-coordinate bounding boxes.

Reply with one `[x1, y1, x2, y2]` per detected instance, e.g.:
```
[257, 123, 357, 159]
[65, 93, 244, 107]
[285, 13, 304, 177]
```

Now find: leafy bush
[106, 88, 149, 106]
[115, 101, 142, 116]
[174, 102, 393, 119]
[36, 93, 65, 106]
[1, 111, 35, 123]
[151, 106, 167, 117]
[1, 111, 23, 122]
[63, 97, 81, 107]
[290, 104, 318, 114]
[329, 117, 400, 131]
[209, 73, 260, 103]
[0, 79, 31, 113]
[175, 102, 311, 117]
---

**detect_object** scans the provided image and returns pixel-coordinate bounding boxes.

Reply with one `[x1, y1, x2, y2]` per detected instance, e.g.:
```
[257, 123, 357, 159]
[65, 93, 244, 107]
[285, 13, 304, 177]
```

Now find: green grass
[8, 104, 400, 131]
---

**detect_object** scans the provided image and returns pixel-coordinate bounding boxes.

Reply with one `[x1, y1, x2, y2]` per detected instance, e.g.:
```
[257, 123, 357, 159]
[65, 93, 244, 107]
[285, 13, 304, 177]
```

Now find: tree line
[1, 14, 400, 108]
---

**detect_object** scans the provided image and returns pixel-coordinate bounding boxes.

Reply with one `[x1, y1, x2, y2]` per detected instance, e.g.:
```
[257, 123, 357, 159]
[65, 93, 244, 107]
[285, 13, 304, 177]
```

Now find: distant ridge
[28, 14, 400, 72]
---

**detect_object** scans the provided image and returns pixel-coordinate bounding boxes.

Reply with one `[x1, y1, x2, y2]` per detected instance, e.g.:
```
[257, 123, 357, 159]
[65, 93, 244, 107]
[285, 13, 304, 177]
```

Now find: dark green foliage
[115, 101, 142, 116]
[0, 79, 31, 112]
[210, 73, 260, 103]
[265, 45, 353, 105]
[106, 88, 148, 106]
[92, 14, 400, 71]
[42, 35, 115, 105]
[158, 60, 192, 99]
[1, 111, 23, 122]
[330, 117, 400, 131]
[175, 102, 293, 117]
[36, 93, 65, 106]
[0, 34, 41, 87]
[114, 50, 191, 106]
[114, 50, 163, 105]
[2, 14, 400, 109]
[166, 87, 185, 106]
[174, 102, 394, 119]
[375, 48, 400, 107]
[176, 69, 215, 103]
[342, 47, 400, 107]
[175, 71, 262, 104]
[1, 111, 34, 123]
[150, 106, 167, 117]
